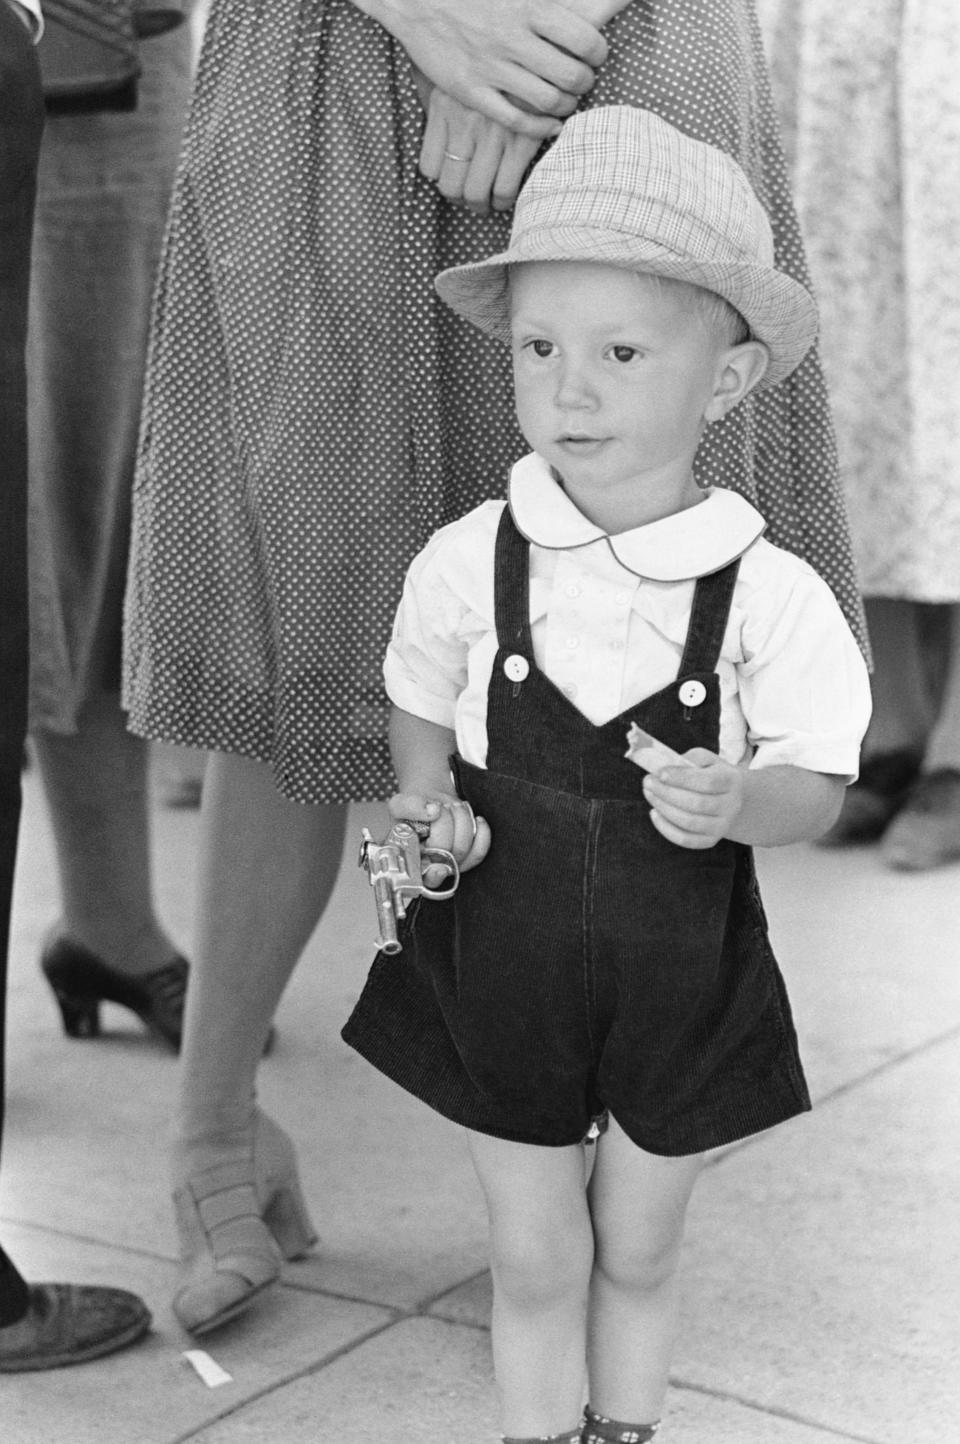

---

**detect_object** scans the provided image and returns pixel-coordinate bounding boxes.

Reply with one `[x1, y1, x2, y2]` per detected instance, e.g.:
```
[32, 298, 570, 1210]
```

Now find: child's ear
[704, 340, 770, 422]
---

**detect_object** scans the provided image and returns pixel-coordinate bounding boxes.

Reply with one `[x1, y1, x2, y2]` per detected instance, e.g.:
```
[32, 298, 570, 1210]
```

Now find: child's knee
[490, 1220, 593, 1309]
[593, 1229, 682, 1296]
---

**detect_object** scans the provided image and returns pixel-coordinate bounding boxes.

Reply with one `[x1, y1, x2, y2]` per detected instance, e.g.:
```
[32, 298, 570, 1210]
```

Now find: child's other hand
[641, 749, 745, 849]
[388, 791, 492, 877]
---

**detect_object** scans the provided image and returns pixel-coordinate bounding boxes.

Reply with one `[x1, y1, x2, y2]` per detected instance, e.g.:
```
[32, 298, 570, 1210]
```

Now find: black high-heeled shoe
[40, 935, 188, 1051]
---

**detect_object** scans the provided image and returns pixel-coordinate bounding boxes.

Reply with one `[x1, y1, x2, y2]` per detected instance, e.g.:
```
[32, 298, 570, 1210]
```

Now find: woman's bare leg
[31, 690, 178, 973]
[169, 751, 347, 1332]
[177, 749, 347, 1148]
[921, 603, 960, 772]
[861, 597, 933, 756]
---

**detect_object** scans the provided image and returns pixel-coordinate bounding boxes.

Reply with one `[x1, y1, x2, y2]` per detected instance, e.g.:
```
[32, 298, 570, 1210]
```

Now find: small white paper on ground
[182, 1349, 234, 1388]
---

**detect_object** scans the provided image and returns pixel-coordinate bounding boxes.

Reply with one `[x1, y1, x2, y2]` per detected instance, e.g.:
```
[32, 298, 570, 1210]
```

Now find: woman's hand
[353, 0, 609, 137]
[419, 88, 543, 214]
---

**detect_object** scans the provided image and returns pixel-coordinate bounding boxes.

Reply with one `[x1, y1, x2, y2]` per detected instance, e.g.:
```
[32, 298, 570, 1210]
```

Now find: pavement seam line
[167, 1308, 484, 1443]
[706, 1014, 960, 1171]
[670, 1377, 889, 1443]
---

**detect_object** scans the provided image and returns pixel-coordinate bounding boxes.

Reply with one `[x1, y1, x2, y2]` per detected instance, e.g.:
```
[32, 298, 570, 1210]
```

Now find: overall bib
[343, 509, 811, 1155]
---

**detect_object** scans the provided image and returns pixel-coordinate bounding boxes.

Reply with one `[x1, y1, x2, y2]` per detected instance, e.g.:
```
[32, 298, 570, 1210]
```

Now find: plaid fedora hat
[435, 105, 818, 390]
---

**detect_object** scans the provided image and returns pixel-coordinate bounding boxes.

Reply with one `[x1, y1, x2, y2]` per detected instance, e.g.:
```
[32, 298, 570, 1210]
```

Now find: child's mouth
[558, 435, 608, 455]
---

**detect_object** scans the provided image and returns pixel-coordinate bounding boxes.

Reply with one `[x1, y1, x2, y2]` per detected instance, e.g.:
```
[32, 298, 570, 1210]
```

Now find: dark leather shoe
[817, 748, 922, 846]
[0, 1284, 150, 1372]
[882, 768, 960, 870]
[41, 935, 188, 1050]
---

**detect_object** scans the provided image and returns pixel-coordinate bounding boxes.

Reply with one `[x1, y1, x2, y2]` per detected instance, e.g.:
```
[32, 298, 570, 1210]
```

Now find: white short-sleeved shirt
[385, 454, 872, 779]
[8, 0, 41, 36]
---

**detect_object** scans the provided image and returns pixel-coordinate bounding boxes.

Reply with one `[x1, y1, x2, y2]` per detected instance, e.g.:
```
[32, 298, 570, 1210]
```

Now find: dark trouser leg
[0, 0, 45, 1326]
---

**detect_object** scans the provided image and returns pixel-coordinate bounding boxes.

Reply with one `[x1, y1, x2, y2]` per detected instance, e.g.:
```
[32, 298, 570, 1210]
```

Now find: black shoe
[817, 748, 923, 846]
[0, 1284, 151, 1372]
[41, 935, 188, 1051]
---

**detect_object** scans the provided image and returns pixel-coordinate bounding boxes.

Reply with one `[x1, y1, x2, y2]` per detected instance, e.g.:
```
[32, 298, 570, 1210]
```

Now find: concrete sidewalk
[1, 763, 958, 1443]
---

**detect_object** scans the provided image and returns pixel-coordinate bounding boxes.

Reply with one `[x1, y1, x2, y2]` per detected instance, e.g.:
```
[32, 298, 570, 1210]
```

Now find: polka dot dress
[123, 0, 868, 806]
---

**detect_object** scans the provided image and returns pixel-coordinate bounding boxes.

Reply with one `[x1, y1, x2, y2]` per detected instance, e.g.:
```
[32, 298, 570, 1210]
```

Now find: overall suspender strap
[493, 505, 533, 653]
[677, 559, 741, 677]
[494, 502, 740, 677]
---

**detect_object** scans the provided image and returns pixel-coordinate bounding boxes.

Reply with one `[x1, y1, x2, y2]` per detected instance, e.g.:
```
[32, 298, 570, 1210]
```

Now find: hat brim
[435, 227, 818, 390]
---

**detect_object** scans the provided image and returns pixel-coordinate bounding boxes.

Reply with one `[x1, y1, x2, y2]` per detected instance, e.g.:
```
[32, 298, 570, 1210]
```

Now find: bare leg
[177, 749, 347, 1148]
[861, 597, 933, 756]
[170, 750, 347, 1332]
[153, 740, 206, 809]
[466, 1128, 593, 1437]
[586, 1117, 702, 1423]
[880, 603, 960, 870]
[31, 690, 178, 974]
[921, 604, 960, 772]
[820, 597, 932, 845]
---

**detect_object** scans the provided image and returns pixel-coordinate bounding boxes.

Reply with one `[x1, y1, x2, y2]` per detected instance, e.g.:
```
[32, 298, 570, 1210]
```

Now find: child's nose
[554, 361, 596, 409]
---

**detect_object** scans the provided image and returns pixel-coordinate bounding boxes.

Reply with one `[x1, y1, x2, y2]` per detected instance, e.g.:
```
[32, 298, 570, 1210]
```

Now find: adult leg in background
[170, 750, 347, 1334]
[819, 597, 931, 847]
[27, 24, 193, 1049]
[0, 0, 149, 1368]
[883, 601, 960, 869]
[33, 692, 183, 974]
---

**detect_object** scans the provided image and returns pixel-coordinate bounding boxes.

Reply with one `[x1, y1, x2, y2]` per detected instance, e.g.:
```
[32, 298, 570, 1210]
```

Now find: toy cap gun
[358, 820, 459, 956]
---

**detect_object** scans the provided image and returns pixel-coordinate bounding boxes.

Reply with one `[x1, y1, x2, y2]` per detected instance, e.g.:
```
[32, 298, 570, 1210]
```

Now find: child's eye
[526, 338, 554, 358]
[610, 345, 640, 363]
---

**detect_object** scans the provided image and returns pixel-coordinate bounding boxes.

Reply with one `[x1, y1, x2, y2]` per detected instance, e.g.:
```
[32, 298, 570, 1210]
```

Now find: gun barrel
[372, 875, 402, 955]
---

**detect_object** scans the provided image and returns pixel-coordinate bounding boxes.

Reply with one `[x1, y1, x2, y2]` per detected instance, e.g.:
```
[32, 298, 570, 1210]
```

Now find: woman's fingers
[532, 0, 610, 73]
[383, 0, 605, 135]
[461, 127, 511, 214]
[492, 132, 543, 211]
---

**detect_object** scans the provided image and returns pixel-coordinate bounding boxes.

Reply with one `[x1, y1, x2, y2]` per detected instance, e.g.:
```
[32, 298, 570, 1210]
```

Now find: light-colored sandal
[172, 1111, 317, 1335]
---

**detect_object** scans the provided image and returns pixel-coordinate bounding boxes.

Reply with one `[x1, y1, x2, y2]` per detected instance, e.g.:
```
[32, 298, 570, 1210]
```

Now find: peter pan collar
[507, 452, 766, 581]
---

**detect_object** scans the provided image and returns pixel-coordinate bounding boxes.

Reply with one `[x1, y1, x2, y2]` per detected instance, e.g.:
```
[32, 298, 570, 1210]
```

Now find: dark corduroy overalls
[343, 509, 811, 1155]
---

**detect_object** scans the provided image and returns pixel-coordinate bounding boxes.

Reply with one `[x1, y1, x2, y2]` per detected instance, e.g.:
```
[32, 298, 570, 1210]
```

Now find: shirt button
[563, 683, 578, 699]
[615, 590, 631, 606]
[503, 654, 530, 683]
[566, 635, 580, 649]
[678, 679, 707, 707]
[565, 582, 581, 599]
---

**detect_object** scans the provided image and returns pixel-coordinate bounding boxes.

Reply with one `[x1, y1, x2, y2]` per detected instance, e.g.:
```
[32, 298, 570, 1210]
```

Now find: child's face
[510, 261, 737, 529]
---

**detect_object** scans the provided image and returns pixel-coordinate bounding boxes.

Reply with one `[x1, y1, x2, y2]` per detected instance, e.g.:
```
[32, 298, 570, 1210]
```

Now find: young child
[342, 106, 871, 1443]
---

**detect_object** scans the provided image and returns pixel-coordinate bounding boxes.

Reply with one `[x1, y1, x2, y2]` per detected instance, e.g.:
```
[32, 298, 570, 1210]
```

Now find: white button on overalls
[504, 655, 530, 683]
[678, 679, 707, 707]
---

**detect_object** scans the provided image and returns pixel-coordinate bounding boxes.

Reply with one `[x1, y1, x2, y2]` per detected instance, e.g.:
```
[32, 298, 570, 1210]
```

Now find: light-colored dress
[123, 0, 867, 805]
[759, 0, 960, 601]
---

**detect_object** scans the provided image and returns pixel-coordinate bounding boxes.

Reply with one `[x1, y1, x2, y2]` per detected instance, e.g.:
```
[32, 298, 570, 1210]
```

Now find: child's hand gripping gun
[358, 821, 460, 956]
